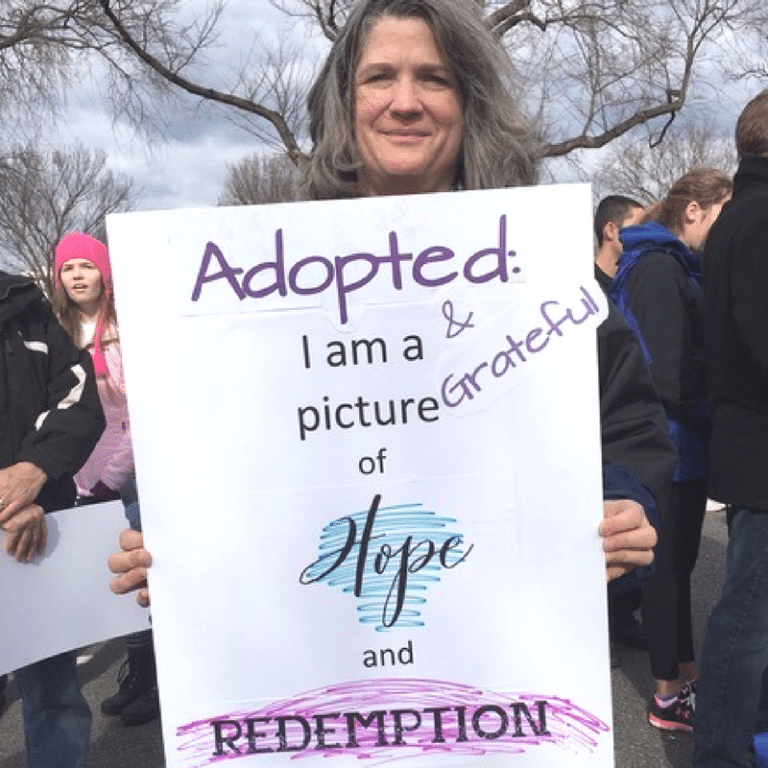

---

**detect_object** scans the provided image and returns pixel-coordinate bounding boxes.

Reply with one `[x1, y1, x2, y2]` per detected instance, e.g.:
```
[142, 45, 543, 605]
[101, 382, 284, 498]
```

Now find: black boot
[101, 655, 142, 716]
[119, 644, 160, 726]
[121, 683, 160, 726]
[101, 642, 159, 723]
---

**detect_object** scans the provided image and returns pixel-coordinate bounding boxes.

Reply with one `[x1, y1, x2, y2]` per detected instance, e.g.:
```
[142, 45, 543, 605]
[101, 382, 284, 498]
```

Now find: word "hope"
[300, 495, 473, 627]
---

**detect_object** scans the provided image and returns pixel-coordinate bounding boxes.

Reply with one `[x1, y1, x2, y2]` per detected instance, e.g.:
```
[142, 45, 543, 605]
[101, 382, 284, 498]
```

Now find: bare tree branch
[0, 143, 137, 294]
[97, 0, 305, 164]
[218, 152, 302, 205]
[591, 118, 738, 204]
[0, 0, 766, 184]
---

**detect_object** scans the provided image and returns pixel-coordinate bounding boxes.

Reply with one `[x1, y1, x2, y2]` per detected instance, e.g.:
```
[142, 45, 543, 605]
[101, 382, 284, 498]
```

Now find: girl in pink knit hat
[53, 232, 129, 503]
[52, 231, 159, 727]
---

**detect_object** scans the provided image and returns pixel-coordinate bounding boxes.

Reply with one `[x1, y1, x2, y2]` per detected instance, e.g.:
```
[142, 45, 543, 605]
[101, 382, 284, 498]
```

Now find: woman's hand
[2, 503, 47, 562]
[600, 499, 657, 581]
[0, 462, 47, 525]
[108, 529, 152, 607]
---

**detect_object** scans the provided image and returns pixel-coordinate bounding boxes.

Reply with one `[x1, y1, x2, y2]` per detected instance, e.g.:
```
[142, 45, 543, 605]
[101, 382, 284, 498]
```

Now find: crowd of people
[1, 1, 766, 767]
[592, 89, 768, 764]
[610, 169, 733, 733]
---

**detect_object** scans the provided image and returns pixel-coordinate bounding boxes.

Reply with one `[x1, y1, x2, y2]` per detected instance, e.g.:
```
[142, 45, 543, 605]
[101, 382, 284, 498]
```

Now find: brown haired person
[694, 89, 768, 768]
[109, 0, 674, 658]
[609, 168, 733, 731]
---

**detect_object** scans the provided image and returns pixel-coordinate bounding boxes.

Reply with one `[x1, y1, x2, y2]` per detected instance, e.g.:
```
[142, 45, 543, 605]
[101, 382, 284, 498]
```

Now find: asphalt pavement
[0, 509, 730, 768]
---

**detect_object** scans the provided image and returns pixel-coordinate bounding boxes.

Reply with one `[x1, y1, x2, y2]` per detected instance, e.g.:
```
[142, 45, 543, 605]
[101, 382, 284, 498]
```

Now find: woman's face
[60, 259, 103, 314]
[354, 15, 464, 197]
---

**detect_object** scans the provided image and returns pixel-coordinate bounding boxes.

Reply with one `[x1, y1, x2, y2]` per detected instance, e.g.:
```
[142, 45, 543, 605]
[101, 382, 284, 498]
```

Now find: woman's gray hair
[305, 0, 541, 199]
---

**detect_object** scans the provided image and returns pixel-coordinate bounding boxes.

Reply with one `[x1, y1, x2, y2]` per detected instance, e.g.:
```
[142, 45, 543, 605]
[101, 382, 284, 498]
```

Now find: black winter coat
[0, 271, 105, 512]
[703, 154, 768, 509]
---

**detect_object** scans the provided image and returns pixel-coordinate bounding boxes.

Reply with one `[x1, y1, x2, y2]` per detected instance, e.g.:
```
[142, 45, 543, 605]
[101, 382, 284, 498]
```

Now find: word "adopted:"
[191, 215, 521, 324]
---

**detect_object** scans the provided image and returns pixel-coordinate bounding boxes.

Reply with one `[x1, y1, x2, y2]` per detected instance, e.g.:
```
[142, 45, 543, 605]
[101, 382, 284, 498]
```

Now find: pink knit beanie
[54, 232, 112, 378]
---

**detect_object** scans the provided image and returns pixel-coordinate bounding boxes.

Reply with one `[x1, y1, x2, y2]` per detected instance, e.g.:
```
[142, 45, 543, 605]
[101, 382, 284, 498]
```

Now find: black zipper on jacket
[0, 326, 19, 459]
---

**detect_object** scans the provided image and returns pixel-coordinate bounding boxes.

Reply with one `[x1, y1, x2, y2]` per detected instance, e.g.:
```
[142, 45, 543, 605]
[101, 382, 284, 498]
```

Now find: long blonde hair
[51, 268, 123, 405]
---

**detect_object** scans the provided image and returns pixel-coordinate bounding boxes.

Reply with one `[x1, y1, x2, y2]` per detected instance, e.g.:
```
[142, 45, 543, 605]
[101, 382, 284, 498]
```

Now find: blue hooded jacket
[609, 221, 708, 482]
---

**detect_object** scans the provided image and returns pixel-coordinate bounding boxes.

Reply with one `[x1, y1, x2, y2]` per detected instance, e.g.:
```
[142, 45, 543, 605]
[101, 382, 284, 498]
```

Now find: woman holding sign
[53, 233, 160, 727]
[109, 0, 673, 603]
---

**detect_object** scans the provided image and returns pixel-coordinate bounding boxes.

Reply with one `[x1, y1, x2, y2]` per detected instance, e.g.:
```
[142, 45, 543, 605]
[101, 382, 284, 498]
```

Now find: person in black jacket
[0, 269, 104, 768]
[694, 89, 768, 768]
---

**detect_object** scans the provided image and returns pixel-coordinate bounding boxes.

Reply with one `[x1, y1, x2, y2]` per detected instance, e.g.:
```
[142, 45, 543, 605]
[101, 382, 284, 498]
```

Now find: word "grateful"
[190, 215, 520, 324]
[441, 285, 600, 408]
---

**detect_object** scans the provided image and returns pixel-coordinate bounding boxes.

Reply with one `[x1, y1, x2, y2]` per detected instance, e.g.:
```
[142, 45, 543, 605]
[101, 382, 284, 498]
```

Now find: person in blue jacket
[610, 168, 732, 732]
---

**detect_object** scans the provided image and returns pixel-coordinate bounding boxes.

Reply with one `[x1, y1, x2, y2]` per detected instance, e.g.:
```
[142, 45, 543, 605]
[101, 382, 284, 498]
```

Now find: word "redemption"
[210, 700, 551, 756]
[190, 216, 520, 324]
[176, 680, 609, 764]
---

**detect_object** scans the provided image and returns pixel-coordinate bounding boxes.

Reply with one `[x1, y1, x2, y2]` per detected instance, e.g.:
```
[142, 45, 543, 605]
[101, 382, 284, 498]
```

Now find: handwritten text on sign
[106, 185, 612, 768]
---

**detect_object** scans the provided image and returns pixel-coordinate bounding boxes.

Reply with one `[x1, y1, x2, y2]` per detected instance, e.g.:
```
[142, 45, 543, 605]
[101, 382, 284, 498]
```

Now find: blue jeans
[14, 651, 91, 768]
[694, 508, 768, 767]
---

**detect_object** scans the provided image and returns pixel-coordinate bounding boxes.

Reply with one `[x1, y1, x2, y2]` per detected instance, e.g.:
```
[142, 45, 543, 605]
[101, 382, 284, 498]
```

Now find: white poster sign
[107, 185, 613, 768]
[0, 501, 150, 674]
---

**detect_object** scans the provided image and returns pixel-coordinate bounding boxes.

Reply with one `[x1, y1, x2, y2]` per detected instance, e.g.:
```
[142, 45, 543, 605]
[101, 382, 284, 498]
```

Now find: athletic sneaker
[647, 679, 696, 732]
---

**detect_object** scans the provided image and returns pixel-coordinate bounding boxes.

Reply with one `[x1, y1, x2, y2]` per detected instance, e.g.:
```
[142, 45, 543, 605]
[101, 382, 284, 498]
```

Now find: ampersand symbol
[442, 300, 475, 339]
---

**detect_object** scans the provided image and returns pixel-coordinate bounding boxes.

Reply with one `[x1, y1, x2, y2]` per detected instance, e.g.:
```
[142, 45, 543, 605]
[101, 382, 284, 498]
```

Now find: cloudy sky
[40, 0, 758, 214]
[45, 0, 328, 212]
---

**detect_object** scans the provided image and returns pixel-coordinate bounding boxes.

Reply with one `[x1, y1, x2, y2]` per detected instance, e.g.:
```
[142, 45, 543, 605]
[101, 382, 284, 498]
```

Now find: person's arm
[0, 462, 47, 516]
[598, 303, 676, 586]
[17, 302, 105, 495]
[601, 465, 659, 584]
[95, 432, 134, 497]
[0, 462, 49, 560]
[90, 342, 135, 498]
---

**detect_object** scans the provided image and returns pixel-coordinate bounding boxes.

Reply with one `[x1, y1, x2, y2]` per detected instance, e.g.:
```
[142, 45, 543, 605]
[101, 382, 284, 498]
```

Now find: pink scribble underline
[176, 678, 609, 766]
